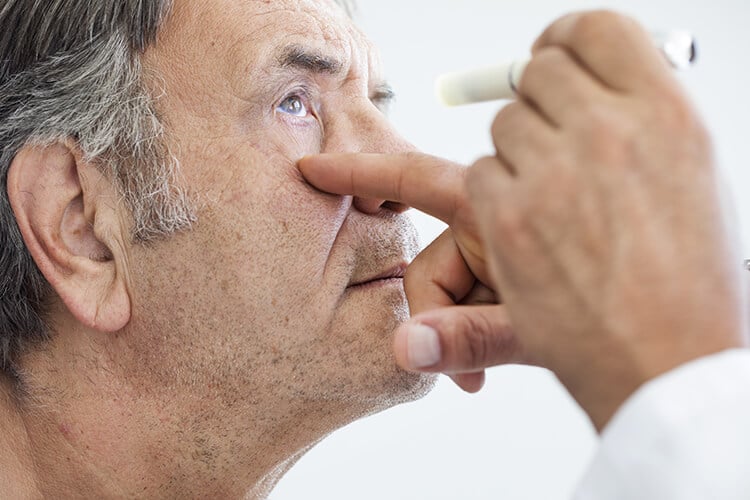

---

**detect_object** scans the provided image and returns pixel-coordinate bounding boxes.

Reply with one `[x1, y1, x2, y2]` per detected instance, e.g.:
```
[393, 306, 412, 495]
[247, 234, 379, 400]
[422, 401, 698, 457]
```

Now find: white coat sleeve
[572, 348, 750, 500]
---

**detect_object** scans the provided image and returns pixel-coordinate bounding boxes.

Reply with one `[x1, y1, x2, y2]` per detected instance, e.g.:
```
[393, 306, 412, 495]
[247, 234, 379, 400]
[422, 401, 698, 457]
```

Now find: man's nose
[324, 104, 413, 215]
[353, 195, 408, 215]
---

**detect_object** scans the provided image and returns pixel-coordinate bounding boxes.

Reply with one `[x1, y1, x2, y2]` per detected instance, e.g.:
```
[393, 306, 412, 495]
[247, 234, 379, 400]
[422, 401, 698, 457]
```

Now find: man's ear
[7, 142, 131, 332]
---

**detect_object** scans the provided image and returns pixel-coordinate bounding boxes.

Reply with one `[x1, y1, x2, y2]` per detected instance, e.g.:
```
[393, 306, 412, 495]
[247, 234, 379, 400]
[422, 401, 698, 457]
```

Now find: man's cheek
[257, 124, 323, 163]
[254, 142, 352, 237]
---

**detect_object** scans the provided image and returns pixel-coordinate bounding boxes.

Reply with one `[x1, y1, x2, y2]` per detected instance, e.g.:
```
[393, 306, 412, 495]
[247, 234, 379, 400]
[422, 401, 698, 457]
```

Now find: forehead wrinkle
[224, 9, 354, 86]
[172, 0, 384, 117]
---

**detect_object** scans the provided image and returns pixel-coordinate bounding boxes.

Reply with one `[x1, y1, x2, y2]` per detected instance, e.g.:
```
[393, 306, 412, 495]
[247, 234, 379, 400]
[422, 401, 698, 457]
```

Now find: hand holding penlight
[436, 30, 697, 106]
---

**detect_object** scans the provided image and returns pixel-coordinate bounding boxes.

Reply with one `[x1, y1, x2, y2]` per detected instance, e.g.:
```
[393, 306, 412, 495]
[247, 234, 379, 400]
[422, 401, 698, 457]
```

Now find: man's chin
[386, 370, 438, 407]
[305, 283, 437, 414]
[325, 369, 438, 424]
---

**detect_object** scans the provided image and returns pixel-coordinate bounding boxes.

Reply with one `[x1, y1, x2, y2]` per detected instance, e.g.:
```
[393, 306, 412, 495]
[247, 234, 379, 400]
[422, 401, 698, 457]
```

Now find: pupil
[286, 97, 302, 114]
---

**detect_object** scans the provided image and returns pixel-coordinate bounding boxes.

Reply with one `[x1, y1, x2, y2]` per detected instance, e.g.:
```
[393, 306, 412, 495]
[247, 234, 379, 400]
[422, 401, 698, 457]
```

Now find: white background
[271, 1, 750, 498]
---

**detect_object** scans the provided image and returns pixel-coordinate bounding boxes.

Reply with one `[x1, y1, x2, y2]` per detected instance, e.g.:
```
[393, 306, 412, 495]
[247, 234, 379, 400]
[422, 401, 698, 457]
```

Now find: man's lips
[347, 263, 408, 288]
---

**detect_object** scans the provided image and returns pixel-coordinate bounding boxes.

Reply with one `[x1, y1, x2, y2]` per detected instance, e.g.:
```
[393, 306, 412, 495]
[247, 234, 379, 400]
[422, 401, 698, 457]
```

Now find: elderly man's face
[123, 0, 432, 420]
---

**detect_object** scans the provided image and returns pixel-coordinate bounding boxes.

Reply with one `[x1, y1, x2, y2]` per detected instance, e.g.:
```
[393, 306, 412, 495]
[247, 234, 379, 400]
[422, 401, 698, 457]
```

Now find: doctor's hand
[299, 152, 524, 394]
[464, 10, 747, 429]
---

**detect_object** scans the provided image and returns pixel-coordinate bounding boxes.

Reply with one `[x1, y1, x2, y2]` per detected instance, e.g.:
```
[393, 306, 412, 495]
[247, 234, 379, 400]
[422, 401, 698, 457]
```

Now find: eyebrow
[273, 44, 396, 108]
[276, 45, 345, 75]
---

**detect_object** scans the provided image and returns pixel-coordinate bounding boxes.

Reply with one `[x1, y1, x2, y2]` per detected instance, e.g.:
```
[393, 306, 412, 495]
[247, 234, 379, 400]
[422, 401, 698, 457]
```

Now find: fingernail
[406, 323, 441, 368]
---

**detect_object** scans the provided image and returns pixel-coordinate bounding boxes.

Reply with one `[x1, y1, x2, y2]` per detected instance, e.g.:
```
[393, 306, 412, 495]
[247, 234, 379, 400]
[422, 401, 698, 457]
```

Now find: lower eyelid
[276, 109, 321, 130]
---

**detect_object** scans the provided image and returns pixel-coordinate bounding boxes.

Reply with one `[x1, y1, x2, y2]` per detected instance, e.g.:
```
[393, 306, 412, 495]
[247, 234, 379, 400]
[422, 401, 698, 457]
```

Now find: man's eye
[277, 95, 310, 117]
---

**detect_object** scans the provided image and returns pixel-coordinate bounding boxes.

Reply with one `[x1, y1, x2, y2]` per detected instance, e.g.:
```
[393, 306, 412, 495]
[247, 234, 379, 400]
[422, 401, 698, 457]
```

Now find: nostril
[352, 197, 409, 215]
[382, 200, 409, 214]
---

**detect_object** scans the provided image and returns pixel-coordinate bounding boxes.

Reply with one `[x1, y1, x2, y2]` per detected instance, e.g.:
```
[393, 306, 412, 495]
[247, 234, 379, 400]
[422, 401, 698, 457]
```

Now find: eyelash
[272, 84, 393, 129]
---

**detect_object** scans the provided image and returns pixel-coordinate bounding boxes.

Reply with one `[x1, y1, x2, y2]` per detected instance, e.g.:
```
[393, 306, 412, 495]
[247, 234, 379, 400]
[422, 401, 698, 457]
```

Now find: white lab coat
[573, 349, 750, 500]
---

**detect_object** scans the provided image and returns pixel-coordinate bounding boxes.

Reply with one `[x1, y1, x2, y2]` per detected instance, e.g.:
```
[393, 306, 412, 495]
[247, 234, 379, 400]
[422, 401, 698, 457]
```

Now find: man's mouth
[347, 263, 407, 289]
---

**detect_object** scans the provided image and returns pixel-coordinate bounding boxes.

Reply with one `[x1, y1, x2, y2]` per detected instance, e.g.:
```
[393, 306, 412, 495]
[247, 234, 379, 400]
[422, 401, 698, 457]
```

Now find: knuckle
[492, 101, 525, 134]
[448, 313, 494, 369]
[463, 326, 490, 369]
[466, 156, 499, 192]
[522, 47, 578, 97]
[491, 105, 514, 139]
[403, 261, 437, 303]
[468, 156, 496, 172]
[403, 260, 433, 294]
[571, 10, 633, 44]
[455, 311, 515, 369]
[491, 103, 527, 155]
[528, 45, 571, 73]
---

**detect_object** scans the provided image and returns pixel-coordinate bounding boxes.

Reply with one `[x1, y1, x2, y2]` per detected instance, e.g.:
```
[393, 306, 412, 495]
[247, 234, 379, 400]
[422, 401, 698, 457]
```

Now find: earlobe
[7, 143, 131, 333]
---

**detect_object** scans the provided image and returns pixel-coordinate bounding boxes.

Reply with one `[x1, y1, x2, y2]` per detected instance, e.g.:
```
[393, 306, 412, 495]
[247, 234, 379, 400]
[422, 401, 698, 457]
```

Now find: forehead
[163, 0, 377, 78]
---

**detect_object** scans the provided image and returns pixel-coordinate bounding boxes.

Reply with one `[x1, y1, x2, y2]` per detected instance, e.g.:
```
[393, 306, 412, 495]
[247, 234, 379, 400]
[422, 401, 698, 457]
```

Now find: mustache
[347, 214, 420, 286]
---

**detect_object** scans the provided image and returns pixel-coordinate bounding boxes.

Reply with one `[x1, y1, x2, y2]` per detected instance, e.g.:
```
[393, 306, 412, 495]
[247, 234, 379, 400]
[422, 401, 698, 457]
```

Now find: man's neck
[5, 322, 374, 498]
[10, 364, 353, 498]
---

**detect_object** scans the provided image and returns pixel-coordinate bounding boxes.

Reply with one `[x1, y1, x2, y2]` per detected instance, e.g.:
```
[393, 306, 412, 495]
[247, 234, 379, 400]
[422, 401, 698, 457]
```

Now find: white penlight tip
[435, 31, 696, 107]
[435, 60, 528, 107]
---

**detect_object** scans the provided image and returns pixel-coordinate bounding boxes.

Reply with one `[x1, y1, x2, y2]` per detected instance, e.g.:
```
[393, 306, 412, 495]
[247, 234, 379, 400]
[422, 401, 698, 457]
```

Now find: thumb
[393, 304, 524, 375]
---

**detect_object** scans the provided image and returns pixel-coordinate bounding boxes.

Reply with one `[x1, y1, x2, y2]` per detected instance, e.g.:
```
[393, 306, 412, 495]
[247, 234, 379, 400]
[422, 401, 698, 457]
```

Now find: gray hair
[0, 0, 356, 374]
[0, 0, 195, 372]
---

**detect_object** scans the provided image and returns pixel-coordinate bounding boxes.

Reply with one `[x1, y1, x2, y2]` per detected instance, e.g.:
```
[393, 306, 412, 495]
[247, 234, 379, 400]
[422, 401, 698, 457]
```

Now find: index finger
[531, 10, 672, 94]
[298, 152, 466, 224]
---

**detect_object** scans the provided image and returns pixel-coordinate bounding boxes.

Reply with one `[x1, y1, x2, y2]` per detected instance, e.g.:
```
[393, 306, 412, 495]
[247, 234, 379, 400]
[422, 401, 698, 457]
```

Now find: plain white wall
[271, 1, 750, 498]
